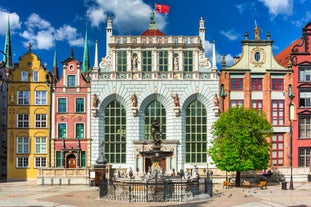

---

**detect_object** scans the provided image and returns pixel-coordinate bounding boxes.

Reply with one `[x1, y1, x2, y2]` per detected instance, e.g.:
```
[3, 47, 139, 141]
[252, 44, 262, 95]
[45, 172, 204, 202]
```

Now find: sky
[0, 0, 310, 73]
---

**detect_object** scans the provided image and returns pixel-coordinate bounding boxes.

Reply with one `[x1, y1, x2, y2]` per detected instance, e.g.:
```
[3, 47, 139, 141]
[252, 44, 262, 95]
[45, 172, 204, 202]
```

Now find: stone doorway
[67, 154, 76, 168]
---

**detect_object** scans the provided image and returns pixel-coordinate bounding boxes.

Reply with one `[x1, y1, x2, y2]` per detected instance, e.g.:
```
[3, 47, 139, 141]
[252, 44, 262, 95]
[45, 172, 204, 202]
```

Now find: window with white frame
[58, 98, 67, 113]
[299, 116, 311, 139]
[299, 90, 311, 108]
[58, 123, 67, 139]
[21, 71, 28, 82]
[299, 66, 311, 82]
[230, 100, 244, 108]
[35, 91, 47, 105]
[272, 100, 284, 125]
[67, 75, 76, 87]
[33, 71, 39, 82]
[17, 137, 29, 154]
[76, 123, 84, 139]
[35, 114, 47, 128]
[17, 114, 29, 128]
[34, 157, 46, 168]
[299, 147, 311, 167]
[271, 134, 284, 166]
[17, 91, 30, 105]
[16, 157, 29, 168]
[75, 98, 85, 113]
[35, 137, 46, 153]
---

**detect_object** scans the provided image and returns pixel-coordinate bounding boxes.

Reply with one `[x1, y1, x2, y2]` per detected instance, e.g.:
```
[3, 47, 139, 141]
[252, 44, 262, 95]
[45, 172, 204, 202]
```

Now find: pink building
[51, 50, 91, 168]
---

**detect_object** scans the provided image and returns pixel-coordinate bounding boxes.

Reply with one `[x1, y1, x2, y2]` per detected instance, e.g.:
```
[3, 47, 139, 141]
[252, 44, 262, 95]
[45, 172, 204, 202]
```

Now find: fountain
[102, 119, 211, 202]
[139, 119, 173, 178]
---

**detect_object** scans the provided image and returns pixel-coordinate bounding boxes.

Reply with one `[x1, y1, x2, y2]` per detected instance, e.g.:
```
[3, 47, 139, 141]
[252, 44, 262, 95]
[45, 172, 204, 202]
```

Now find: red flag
[155, 4, 170, 14]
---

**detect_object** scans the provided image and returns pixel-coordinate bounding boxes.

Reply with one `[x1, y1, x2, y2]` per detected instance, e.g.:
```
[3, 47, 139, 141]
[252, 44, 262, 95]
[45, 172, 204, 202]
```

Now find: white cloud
[86, 0, 168, 34]
[56, 25, 84, 47]
[258, 0, 293, 16]
[220, 29, 240, 41]
[204, 40, 234, 68]
[0, 9, 21, 35]
[291, 11, 311, 27]
[223, 54, 234, 66]
[20, 13, 84, 50]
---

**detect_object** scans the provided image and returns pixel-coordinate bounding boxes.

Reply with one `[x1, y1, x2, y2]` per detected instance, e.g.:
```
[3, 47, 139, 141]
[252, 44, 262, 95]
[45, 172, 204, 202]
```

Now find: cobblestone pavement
[0, 181, 311, 207]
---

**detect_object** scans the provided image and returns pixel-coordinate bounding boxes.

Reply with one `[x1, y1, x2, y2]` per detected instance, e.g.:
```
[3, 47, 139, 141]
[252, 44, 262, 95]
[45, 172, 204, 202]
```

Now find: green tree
[208, 107, 273, 187]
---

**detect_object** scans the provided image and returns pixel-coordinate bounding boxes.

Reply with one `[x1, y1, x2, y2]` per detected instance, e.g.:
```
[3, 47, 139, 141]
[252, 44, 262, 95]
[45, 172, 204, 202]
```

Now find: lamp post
[220, 84, 227, 180]
[288, 84, 294, 190]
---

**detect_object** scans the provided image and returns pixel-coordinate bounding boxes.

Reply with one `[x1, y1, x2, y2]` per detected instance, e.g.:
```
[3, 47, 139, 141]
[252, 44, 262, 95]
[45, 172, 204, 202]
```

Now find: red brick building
[220, 26, 293, 168]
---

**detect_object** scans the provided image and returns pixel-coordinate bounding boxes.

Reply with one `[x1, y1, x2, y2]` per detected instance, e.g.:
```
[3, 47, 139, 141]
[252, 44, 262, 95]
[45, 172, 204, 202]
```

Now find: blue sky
[0, 0, 309, 72]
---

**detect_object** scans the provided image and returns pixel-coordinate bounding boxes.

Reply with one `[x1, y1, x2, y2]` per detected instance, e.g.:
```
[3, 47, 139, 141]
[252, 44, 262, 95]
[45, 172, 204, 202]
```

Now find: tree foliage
[208, 107, 273, 186]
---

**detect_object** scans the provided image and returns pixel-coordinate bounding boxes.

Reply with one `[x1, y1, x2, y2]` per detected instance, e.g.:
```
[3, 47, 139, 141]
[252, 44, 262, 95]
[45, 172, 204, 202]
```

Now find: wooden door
[67, 154, 76, 168]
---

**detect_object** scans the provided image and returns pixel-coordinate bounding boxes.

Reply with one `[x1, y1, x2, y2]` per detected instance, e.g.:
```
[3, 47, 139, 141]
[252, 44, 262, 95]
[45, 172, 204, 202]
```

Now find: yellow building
[7, 45, 52, 181]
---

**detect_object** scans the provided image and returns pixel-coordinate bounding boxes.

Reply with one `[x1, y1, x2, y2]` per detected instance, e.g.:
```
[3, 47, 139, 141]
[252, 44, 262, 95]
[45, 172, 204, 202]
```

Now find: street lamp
[288, 84, 294, 190]
[220, 84, 227, 180]
[220, 84, 227, 113]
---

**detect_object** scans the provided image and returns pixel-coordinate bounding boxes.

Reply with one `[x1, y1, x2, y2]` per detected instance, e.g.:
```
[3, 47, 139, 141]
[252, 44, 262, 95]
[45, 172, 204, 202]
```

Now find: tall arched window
[144, 100, 166, 140]
[185, 101, 207, 163]
[104, 100, 126, 163]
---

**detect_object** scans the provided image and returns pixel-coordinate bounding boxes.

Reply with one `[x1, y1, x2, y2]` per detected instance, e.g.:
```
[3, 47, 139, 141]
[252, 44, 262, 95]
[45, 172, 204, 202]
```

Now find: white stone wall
[91, 79, 219, 171]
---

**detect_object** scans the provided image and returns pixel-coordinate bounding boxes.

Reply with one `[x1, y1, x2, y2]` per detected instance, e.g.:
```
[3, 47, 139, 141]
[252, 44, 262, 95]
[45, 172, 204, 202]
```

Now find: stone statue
[151, 119, 161, 145]
[132, 53, 139, 70]
[173, 55, 179, 70]
[214, 93, 219, 107]
[131, 94, 137, 107]
[92, 94, 99, 108]
[172, 94, 180, 108]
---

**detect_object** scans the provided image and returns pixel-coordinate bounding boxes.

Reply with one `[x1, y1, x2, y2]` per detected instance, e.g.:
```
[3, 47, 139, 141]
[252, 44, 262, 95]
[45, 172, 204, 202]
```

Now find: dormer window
[67, 75, 75, 87]
[21, 71, 28, 82]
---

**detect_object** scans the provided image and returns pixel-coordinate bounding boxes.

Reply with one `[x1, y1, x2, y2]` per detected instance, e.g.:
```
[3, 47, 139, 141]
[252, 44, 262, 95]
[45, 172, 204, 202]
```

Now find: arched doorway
[67, 154, 76, 168]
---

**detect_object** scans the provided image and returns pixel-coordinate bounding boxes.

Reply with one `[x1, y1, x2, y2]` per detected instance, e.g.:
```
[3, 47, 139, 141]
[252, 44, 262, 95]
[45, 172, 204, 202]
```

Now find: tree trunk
[235, 171, 241, 187]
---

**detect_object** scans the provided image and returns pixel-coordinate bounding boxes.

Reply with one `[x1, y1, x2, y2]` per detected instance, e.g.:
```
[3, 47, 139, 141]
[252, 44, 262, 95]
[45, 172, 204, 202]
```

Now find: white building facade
[91, 13, 219, 174]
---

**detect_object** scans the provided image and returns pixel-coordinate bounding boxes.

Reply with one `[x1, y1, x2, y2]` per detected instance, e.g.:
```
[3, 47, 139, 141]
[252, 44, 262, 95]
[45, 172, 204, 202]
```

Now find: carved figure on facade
[99, 51, 112, 70]
[173, 54, 179, 70]
[92, 94, 99, 117]
[213, 93, 220, 116]
[171, 93, 180, 116]
[213, 93, 219, 107]
[131, 94, 137, 107]
[132, 53, 139, 70]
[172, 93, 180, 108]
[131, 94, 138, 116]
[92, 94, 99, 108]
[199, 51, 211, 68]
